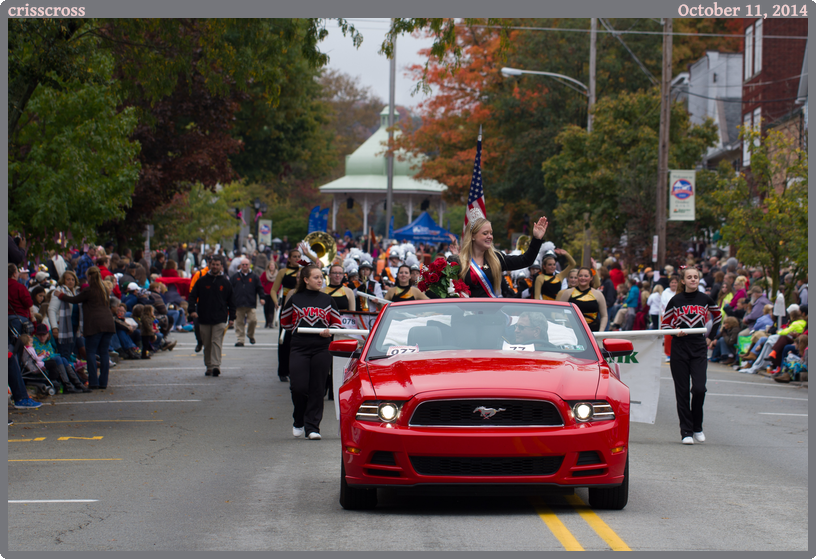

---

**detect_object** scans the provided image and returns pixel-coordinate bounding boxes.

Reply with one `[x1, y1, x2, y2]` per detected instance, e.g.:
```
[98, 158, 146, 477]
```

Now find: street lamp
[501, 67, 592, 130]
[501, 66, 595, 267]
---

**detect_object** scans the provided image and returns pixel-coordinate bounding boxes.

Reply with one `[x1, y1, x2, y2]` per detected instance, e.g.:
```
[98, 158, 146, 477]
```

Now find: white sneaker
[292, 426, 304, 438]
[693, 431, 705, 443]
[682, 436, 694, 445]
[307, 432, 322, 440]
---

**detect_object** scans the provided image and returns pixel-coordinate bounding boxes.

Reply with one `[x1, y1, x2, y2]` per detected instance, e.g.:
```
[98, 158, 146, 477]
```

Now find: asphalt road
[7, 322, 809, 551]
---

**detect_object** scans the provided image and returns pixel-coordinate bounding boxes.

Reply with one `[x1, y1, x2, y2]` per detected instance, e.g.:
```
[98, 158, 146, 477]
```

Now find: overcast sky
[318, 18, 436, 110]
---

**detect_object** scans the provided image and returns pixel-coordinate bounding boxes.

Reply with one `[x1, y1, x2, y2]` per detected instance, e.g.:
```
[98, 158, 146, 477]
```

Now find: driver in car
[512, 312, 556, 350]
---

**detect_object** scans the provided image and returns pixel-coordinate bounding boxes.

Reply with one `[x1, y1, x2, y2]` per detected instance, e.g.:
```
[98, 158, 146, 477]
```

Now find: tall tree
[8, 47, 141, 253]
[541, 89, 718, 263]
[711, 124, 808, 295]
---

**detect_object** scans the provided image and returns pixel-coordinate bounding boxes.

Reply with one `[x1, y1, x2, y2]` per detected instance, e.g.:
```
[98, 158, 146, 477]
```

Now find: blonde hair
[734, 275, 747, 288]
[652, 284, 664, 295]
[458, 218, 502, 293]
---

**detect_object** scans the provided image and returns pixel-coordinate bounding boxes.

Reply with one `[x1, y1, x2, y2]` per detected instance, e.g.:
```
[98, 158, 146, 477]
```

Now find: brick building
[741, 18, 808, 167]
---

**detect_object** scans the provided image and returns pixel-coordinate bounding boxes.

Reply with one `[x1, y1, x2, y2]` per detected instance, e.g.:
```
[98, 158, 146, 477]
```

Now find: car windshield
[366, 300, 598, 361]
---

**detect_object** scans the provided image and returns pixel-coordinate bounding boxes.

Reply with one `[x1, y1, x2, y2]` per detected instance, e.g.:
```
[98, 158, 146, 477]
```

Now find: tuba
[515, 234, 531, 253]
[303, 231, 337, 268]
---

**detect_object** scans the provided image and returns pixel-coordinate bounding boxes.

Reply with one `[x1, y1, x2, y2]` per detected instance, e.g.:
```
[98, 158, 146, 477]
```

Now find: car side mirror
[329, 339, 359, 358]
[602, 338, 634, 359]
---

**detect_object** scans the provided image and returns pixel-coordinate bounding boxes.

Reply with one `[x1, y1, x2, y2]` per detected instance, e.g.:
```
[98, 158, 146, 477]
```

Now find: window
[744, 20, 762, 80]
[742, 108, 762, 166]
[744, 25, 754, 80]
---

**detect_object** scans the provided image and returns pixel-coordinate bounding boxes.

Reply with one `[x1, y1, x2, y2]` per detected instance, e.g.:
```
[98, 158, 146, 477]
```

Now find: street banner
[318, 208, 330, 232]
[258, 219, 272, 245]
[668, 170, 696, 221]
[607, 336, 663, 424]
[307, 206, 320, 233]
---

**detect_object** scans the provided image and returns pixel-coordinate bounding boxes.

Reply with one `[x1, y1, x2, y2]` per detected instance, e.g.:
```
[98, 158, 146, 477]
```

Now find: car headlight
[569, 401, 615, 423]
[356, 401, 404, 423]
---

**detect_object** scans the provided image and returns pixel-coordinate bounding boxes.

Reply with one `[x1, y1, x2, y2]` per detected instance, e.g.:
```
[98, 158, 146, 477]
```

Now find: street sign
[668, 170, 696, 221]
[258, 219, 272, 245]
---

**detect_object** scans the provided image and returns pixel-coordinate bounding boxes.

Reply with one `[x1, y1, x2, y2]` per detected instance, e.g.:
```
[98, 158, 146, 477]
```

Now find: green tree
[151, 181, 255, 246]
[541, 89, 718, 262]
[711, 124, 808, 295]
[8, 48, 141, 253]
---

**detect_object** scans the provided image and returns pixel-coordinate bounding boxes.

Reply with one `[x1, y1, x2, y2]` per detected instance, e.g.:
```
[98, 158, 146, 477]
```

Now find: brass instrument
[303, 231, 337, 268]
[515, 234, 531, 253]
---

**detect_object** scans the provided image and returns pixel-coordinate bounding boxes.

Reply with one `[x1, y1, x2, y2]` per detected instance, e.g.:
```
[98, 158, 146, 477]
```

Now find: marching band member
[535, 248, 576, 301]
[354, 260, 384, 329]
[385, 265, 428, 302]
[381, 250, 402, 290]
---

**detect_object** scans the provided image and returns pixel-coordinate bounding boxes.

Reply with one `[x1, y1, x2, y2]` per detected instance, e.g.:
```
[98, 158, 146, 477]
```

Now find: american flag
[463, 129, 485, 234]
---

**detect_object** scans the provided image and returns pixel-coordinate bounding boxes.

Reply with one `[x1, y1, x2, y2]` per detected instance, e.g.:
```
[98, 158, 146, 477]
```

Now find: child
[21, 327, 89, 393]
[133, 304, 156, 359]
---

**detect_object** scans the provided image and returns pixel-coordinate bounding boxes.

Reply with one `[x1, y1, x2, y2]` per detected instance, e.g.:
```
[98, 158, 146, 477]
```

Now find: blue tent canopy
[393, 212, 457, 243]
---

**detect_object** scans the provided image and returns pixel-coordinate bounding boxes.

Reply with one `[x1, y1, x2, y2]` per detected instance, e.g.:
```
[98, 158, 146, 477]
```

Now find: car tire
[588, 455, 629, 510]
[339, 460, 377, 510]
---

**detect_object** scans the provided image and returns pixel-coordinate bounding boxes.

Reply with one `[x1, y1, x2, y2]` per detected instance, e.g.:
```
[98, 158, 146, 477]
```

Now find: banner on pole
[668, 170, 696, 221]
[318, 208, 330, 232]
[307, 206, 320, 233]
[258, 219, 272, 245]
[608, 336, 663, 424]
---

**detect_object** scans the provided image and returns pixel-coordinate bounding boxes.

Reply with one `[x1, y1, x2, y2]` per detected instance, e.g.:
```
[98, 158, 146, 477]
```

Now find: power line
[599, 18, 657, 86]
[344, 20, 807, 40]
[680, 88, 807, 104]
[462, 23, 806, 40]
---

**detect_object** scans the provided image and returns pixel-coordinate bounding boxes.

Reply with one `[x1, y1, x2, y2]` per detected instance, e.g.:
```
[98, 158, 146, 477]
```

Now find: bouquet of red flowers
[417, 257, 471, 298]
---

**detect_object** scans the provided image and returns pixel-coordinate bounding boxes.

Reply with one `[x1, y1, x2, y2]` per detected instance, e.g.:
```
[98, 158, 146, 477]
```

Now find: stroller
[8, 315, 57, 396]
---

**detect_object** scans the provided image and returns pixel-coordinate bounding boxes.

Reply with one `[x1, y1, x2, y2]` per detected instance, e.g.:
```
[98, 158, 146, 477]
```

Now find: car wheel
[588, 455, 629, 510]
[339, 459, 377, 510]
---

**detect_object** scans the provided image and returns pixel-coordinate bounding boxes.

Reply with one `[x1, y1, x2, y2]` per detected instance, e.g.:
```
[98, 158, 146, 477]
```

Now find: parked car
[330, 298, 633, 510]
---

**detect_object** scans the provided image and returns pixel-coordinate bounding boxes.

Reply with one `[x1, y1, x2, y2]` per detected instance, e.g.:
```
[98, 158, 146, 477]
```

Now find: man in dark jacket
[188, 256, 235, 377]
[230, 258, 265, 346]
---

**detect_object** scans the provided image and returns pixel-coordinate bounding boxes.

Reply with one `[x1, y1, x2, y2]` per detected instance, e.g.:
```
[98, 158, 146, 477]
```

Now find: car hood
[365, 350, 601, 401]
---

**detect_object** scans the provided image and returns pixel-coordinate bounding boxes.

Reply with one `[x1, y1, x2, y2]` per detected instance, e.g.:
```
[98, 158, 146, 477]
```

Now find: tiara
[467, 207, 486, 230]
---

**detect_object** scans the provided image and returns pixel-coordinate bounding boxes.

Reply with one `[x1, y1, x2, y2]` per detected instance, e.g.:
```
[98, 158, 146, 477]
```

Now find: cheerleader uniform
[536, 274, 563, 301]
[391, 286, 416, 301]
[280, 290, 342, 437]
[277, 267, 299, 381]
[567, 287, 602, 332]
[661, 290, 722, 441]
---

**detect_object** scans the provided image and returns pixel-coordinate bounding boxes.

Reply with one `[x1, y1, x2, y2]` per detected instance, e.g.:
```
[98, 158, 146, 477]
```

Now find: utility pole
[582, 18, 598, 266]
[655, 18, 672, 270]
[385, 22, 396, 241]
[588, 18, 597, 132]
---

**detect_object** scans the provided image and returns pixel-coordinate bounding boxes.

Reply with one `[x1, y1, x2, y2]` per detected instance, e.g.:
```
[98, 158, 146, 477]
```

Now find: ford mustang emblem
[473, 406, 506, 420]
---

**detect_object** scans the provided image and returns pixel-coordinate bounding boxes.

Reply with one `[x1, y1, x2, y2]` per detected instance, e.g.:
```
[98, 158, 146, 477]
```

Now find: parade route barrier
[357, 291, 391, 306]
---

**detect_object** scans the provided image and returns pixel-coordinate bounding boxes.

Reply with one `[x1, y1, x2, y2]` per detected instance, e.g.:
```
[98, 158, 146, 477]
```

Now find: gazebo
[318, 107, 448, 234]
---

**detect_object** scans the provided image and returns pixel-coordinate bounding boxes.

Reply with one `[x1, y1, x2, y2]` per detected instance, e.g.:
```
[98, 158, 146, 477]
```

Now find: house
[686, 51, 744, 170]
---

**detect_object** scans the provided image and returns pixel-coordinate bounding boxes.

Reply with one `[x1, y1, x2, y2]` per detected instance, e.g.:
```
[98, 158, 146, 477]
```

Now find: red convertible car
[329, 299, 633, 510]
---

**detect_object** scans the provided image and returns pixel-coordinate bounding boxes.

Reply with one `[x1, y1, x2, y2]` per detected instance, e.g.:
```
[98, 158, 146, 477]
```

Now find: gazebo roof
[319, 106, 447, 196]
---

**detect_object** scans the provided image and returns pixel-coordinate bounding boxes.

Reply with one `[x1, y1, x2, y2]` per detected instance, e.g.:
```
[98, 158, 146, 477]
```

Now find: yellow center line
[9, 438, 47, 442]
[9, 459, 122, 462]
[565, 494, 631, 551]
[530, 496, 584, 551]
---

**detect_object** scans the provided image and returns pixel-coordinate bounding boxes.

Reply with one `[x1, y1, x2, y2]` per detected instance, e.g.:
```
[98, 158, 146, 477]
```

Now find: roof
[319, 106, 447, 196]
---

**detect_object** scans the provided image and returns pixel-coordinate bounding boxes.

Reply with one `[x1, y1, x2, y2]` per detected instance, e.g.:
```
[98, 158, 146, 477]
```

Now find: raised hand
[532, 216, 549, 240]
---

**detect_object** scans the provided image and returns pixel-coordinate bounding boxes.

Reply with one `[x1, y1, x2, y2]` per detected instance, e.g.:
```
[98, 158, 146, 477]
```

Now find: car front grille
[410, 456, 564, 477]
[409, 399, 563, 427]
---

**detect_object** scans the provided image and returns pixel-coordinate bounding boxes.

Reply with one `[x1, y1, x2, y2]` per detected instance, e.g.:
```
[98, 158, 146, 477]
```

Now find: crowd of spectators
[8, 231, 808, 419]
